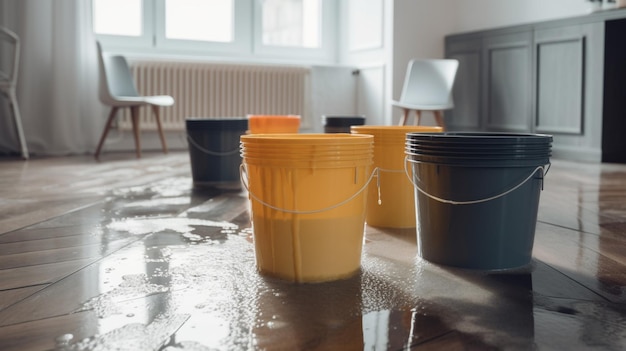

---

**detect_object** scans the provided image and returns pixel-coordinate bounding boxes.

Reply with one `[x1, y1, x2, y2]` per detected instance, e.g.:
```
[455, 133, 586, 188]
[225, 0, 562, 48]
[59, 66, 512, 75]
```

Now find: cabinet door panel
[536, 38, 584, 134]
[448, 51, 480, 130]
[483, 32, 532, 132]
[445, 37, 482, 131]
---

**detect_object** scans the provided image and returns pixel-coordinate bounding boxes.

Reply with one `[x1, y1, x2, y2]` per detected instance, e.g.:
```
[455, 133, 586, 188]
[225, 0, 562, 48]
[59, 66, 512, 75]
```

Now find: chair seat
[113, 95, 175, 107]
[143, 95, 175, 106]
[391, 100, 454, 111]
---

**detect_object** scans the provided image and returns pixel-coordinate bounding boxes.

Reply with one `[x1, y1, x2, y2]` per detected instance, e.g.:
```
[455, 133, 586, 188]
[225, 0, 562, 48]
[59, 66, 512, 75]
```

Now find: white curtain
[0, 0, 104, 156]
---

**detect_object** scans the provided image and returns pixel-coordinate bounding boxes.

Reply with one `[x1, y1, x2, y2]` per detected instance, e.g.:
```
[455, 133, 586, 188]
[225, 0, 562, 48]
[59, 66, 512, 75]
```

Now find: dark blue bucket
[323, 115, 366, 133]
[186, 118, 248, 189]
[405, 132, 552, 270]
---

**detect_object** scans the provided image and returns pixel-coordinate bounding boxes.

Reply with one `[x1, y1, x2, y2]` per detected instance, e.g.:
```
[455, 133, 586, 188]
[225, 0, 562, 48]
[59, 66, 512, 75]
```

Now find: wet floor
[1, 169, 626, 350]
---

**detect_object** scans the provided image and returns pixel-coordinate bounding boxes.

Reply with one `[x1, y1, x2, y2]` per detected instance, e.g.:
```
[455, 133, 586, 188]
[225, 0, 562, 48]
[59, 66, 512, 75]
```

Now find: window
[92, 0, 334, 63]
[164, 0, 234, 42]
[261, 0, 320, 48]
[93, 0, 142, 37]
[92, 0, 154, 48]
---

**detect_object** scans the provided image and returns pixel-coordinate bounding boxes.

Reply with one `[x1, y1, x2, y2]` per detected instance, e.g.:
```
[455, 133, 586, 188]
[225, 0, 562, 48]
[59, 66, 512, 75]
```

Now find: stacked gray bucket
[405, 132, 552, 270]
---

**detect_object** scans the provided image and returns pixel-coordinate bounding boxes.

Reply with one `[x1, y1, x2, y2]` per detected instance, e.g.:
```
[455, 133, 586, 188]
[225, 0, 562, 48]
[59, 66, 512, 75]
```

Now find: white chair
[95, 41, 173, 159]
[392, 59, 459, 129]
[0, 26, 28, 159]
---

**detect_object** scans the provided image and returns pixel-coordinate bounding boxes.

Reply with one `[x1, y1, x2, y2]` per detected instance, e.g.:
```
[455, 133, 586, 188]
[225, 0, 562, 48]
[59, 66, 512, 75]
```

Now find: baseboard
[551, 144, 602, 163]
[99, 130, 190, 153]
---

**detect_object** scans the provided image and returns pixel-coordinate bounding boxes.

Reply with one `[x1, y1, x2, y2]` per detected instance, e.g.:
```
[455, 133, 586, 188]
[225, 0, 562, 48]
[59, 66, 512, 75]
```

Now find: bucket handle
[240, 164, 382, 214]
[186, 134, 240, 156]
[403, 155, 550, 205]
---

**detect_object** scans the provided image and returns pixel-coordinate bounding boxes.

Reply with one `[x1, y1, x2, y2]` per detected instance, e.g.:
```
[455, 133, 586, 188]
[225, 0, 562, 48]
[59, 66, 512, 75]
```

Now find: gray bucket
[186, 118, 248, 190]
[405, 132, 552, 270]
[323, 115, 366, 133]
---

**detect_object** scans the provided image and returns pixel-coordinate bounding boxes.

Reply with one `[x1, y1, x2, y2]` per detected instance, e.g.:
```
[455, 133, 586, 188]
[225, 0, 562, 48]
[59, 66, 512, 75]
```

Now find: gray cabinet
[445, 11, 626, 163]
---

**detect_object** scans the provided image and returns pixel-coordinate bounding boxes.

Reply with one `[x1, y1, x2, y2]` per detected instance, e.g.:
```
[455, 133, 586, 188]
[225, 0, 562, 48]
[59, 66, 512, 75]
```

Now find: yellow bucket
[247, 114, 301, 134]
[240, 134, 374, 283]
[351, 125, 442, 228]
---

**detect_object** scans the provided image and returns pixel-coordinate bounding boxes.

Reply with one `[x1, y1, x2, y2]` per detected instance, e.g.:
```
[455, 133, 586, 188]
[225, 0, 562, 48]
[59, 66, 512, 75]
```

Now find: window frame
[93, 0, 336, 64]
[252, 0, 336, 62]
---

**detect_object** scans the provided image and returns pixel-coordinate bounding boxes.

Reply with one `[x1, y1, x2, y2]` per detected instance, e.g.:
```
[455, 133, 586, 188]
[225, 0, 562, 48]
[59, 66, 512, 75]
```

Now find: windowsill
[115, 49, 345, 68]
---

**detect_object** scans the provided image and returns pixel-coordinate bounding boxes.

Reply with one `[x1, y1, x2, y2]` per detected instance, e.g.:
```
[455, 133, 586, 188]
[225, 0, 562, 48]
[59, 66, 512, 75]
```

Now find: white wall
[308, 65, 360, 132]
[338, 0, 391, 125]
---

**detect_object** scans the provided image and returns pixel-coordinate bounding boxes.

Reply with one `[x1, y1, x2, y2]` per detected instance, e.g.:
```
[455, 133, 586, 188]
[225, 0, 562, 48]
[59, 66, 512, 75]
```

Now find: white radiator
[119, 61, 311, 131]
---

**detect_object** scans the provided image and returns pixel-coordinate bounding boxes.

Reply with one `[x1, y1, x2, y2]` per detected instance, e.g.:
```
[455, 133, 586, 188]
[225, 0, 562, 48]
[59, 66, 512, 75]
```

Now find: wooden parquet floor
[0, 152, 625, 350]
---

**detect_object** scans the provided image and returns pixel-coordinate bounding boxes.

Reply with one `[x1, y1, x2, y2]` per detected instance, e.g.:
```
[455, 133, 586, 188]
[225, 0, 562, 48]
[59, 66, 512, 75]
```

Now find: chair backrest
[0, 26, 20, 87]
[96, 41, 140, 105]
[398, 59, 459, 109]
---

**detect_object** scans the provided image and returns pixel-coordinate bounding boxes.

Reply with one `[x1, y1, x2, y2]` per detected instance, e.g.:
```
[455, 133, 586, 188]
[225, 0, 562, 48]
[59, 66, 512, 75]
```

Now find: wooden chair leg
[94, 107, 119, 160]
[399, 108, 410, 126]
[434, 110, 446, 130]
[414, 110, 421, 125]
[152, 105, 168, 154]
[130, 106, 141, 158]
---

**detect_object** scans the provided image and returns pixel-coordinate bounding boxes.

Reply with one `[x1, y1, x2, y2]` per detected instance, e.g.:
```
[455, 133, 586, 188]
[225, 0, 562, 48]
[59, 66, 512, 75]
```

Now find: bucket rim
[405, 132, 553, 144]
[406, 155, 551, 167]
[241, 150, 374, 156]
[186, 117, 249, 130]
[247, 114, 301, 120]
[404, 152, 552, 159]
[241, 142, 373, 148]
[243, 158, 374, 168]
[322, 115, 366, 127]
[405, 146, 552, 155]
[405, 142, 553, 149]
[405, 154, 552, 160]
[405, 144, 552, 151]
[240, 151, 374, 161]
[351, 125, 443, 133]
[241, 145, 373, 151]
[241, 133, 374, 145]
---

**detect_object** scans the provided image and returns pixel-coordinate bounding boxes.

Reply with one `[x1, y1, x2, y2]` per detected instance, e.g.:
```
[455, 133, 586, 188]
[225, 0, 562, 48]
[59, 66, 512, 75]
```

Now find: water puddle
[111, 177, 192, 199]
[57, 314, 190, 351]
[107, 217, 238, 238]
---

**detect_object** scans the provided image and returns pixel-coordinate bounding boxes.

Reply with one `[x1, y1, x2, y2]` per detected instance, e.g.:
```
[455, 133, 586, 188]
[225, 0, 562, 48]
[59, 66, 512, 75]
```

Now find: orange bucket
[247, 115, 301, 134]
[351, 125, 442, 228]
[241, 134, 374, 283]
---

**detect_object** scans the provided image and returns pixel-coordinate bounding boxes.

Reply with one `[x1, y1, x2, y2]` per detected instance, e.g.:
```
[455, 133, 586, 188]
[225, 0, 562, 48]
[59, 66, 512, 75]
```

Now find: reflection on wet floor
[4, 174, 621, 350]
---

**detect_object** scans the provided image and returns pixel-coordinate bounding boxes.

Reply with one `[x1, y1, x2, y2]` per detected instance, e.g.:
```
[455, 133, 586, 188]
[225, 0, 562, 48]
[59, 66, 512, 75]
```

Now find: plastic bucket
[241, 133, 374, 283]
[323, 115, 366, 133]
[186, 118, 248, 189]
[247, 115, 301, 134]
[351, 125, 442, 228]
[405, 132, 552, 270]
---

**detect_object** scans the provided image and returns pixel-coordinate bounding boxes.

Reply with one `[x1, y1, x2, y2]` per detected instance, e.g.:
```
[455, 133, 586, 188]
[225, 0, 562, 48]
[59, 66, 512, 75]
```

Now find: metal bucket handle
[240, 163, 381, 214]
[186, 134, 240, 156]
[403, 155, 550, 205]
